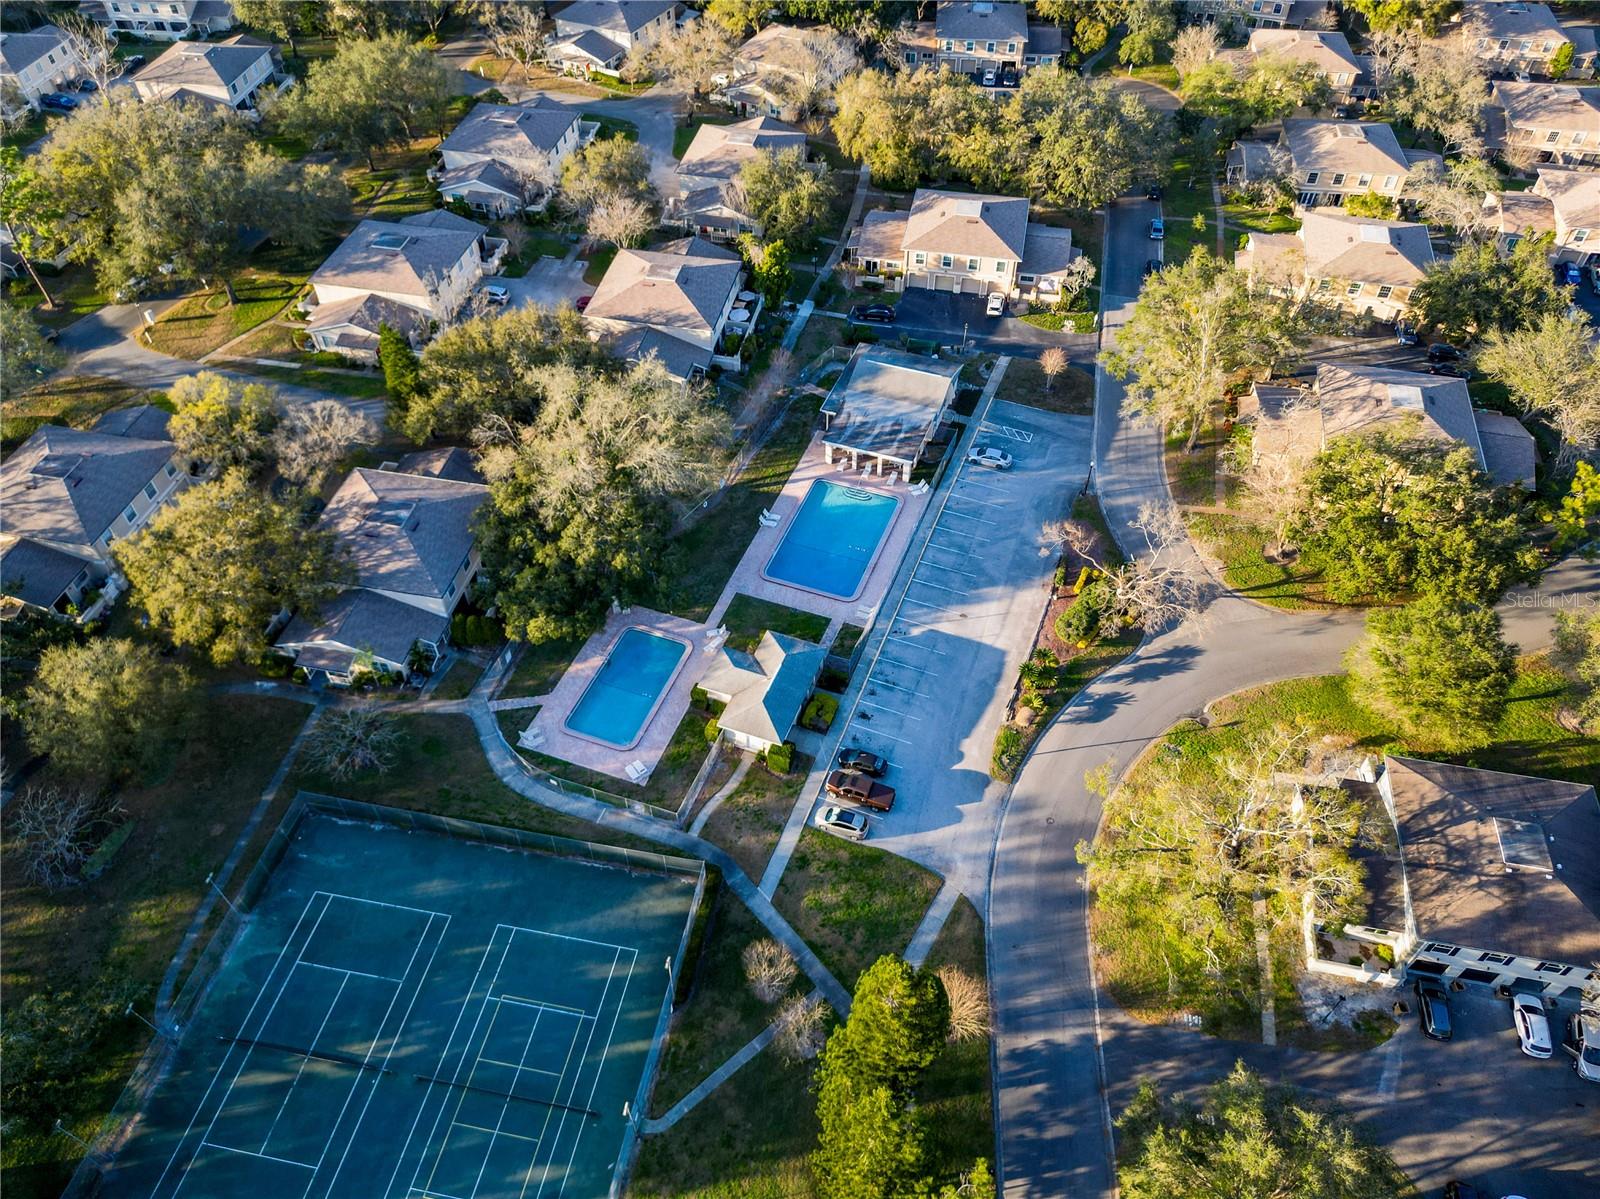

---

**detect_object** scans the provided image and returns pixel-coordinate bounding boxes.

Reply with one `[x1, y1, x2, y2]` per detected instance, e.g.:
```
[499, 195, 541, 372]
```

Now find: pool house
[699, 632, 827, 754]
[820, 348, 962, 481]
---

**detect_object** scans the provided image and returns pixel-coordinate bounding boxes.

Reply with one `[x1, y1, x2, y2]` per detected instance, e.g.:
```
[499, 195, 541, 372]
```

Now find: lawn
[5, 264, 115, 329]
[673, 115, 738, 160]
[659, 394, 823, 622]
[1160, 153, 1219, 266]
[1184, 512, 1350, 611]
[582, 244, 618, 285]
[581, 112, 641, 141]
[226, 363, 390, 399]
[650, 887, 801, 1117]
[0, 696, 309, 1199]
[522, 704, 720, 813]
[431, 657, 483, 701]
[143, 239, 325, 361]
[773, 828, 943, 991]
[722, 595, 831, 653]
[700, 757, 811, 883]
[918, 897, 996, 1182]
[1163, 405, 1228, 507]
[996, 357, 1094, 416]
[501, 634, 585, 699]
[219, 319, 303, 359]
[830, 623, 866, 659]
[2, 375, 143, 456]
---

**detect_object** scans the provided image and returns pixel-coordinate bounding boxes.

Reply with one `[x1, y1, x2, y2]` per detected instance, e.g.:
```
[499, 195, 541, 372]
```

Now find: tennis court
[95, 808, 700, 1199]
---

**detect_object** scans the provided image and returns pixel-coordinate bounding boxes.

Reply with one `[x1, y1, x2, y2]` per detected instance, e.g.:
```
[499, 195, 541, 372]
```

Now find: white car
[986, 292, 1005, 317]
[815, 804, 868, 841]
[481, 283, 510, 305]
[967, 446, 1014, 470]
[1511, 993, 1553, 1059]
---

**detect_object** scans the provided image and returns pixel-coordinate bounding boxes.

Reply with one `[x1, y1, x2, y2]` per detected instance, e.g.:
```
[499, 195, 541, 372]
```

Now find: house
[1181, 0, 1335, 32]
[1484, 168, 1600, 264]
[308, 210, 507, 337]
[433, 98, 591, 216]
[1255, 119, 1423, 207]
[546, 0, 677, 77]
[1235, 209, 1434, 322]
[819, 347, 961, 478]
[130, 34, 282, 110]
[699, 632, 827, 753]
[1240, 28, 1373, 98]
[393, 446, 484, 485]
[583, 235, 747, 382]
[669, 116, 809, 241]
[899, 2, 1061, 78]
[79, 0, 235, 42]
[304, 293, 427, 363]
[1458, 1, 1598, 79]
[713, 24, 833, 119]
[0, 406, 190, 618]
[1237, 362, 1537, 489]
[0, 25, 90, 112]
[274, 464, 488, 683]
[1487, 81, 1600, 168]
[1340, 755, 1599, 1002]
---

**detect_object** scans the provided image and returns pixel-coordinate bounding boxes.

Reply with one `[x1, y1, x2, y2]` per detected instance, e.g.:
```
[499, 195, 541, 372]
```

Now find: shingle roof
[1282, 119, 1410, 177]
[396, 447, 484, 485]
[904, 189, 1029, 260]
[1491, 81, 1600, 134]
[436, 159, 527, 199]
[0, 24, 71, 76]
[1019, 222, 1075, 277]
[549, 28, 628, 66]
[822, 348, 960, 465]
[133, 34, 271, 95]
[277, 587, 449, 671]
[1470, 1, 1567, 41]
[700, 631, 826, 746]
[439, 98, 578, 160]
[1533, 167, 1600, 230]
[310, 216, 484, 303]
[1289, 211, 1434, 286]
[0, 425, 175, 550]
[1315, 363, 1485, 465]
[318, 467, 487, 601]
[676, 116, 806, 181]
[1246, 28, 1363, 77]
[607, 325, 713, 380]
[1486, 189, 1557, 237]
[558, 0, 676, 36]
[1472, 409, 1538, 490]
[584, 245, 741, 339]
[0, 538, 88, 610]
[848, 209, 911, 261]
[733, 23, 811, 71]
[935, 1, 1029, 44]
[655, 234, 741, 261]
[305, 292, 425, 342]
[92, 404, 172, 442]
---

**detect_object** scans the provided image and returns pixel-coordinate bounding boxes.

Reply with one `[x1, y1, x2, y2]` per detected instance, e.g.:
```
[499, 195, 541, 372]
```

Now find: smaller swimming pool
[763, 480, 901, 601]
[563, 627, 690, 749]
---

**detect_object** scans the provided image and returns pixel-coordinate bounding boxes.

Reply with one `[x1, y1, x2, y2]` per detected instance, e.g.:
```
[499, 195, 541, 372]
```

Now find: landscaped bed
[995, 357, 1095, 416]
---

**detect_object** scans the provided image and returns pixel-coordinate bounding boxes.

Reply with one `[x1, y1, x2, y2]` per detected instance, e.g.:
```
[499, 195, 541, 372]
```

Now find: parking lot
[482, 253, 589, 311]
[887, 289, 1086, 358]
[819, 397, 1092, 901]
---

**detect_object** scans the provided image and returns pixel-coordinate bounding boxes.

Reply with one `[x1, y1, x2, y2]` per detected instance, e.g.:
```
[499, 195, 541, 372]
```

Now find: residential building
[1239, 28, 1373, 98]
[1484, 167, 1600, 264]
[79, 0, 235, 42]
[712, 24, 826, 119]
[0, 25, 90, 112]
[433, 98, 590, 217]
[129, 34, 282, 110]
[304, 293, 427, 363]
[1229, 119, 1427, 207]
[1235, 209, 1434, 322]
[0, 406, 190, 617]
[1180, 0, 1335, 32]
[1487, 80, 1600, 168]
[1238, 362, 1536, 489]
[274, 464, 488, 683]
[899, 1, 1061, 77]
[307, 209, 507, 336]
[546, 0, 677, 77]
[669, 115, 809, 241]
[1458, 1, 1597, 79]
[699, 632, 827, 754]
[583, 235, 748, 382]
[819, 347, 961, 478]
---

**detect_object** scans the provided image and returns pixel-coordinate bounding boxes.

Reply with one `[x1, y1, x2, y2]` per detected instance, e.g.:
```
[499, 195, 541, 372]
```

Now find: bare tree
[303, 705, 402, 779]
[8, 785, 123, 891]
[272, 400, 378, 489]
[1232, 443, 1308, 560]
[1039, 346, 1067, 394]
[637, 17, 738, 98]
[586, 193, 653, 248]
[937, 966, 990, 1043]
[768, 28, 861, 118]
[1406, 157, 1505, 240]
[486, 1, 546, 83]
[1055, 255, 1097, 307]
[1172, 23, 1221, 80]
[57, 14, 120, 94]
[772, 992, 828, 1062]
[1043, 502, 1209, 631]
[742, 938, 798, 1002]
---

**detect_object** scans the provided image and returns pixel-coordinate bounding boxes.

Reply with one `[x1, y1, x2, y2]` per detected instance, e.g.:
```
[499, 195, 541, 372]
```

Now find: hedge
[801, 691, 839, 732]
[766, 740, 794, 774]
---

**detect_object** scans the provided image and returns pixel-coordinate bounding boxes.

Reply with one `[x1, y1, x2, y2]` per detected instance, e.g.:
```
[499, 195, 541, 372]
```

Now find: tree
[639, 17, 737, 97]
[378, 322, 423, 403]
[1039, 346, 1067, 394]
[1384, 35, 1489, 157]
[1476, 311, 1600, 472]
[1552, 461, 1600, 554]
[0, 301, 64, 398]
[1552, 607, 1600, 734]
[1404, 156, 1500, 238]
[56, 13, 121, 94]
[741, 235, 793, 309]
[1, 975, 138, 1128]
[586, 193, 653, 248]
[1, 144, 66, 308]
[742, 939, 798, 1002]
[1349, 595, 1515, 750]
[115, 470, 350, 665]
[773, 993, 828, 1062]
[483, 1, 545, 83]
[8, 785, 123, 891]
[1120, 0, 1177, 67]
[1181, 55, 1332, 142]
[560, 134, 654, 213]
[304, 705, 402, 778]
[167, 372, 278, 472]
[765, 27, 861, 118]
[707, 0, 766, 36]
[1410, 234, 1571, 344]
[831, 68, 936, 191]
[233, 0, 310, 55]
[1343, 191, 1398, 219]
[271, 400, 378, 489]
[1346, 0, 1457, 36]
[1549, 41, 1575, 80]
[1118, 1062, 1414, 1199]
[737, 146, 836, 246]
[24, 639, 191, 782]
[273, 34, 450, 167]
[1035, 0, 1123, 61]
[1047, 503, 1209, 632]
[1173, 23, 1221, 80]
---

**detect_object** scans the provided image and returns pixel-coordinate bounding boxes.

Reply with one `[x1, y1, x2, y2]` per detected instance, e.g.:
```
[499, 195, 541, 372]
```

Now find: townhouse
[1485, 167, 1600, 265]
[900, 1, 1061, 80]
[78, 0, 235, 42]
[129, 34, 282, 110]
[1181, 0, 1335, 32]
[1239, 28, 1374, 100]
[1457, 1, 1597, 79]
[1488, 80, 1600, 168]
[0, 25, 89, 113]
[433, 97, 589, 217]
[545, 0, 677, 78]
[669, 116, 810, 241]
[1229, 119, 1429, 207]
[1235, 210, 1434, 323]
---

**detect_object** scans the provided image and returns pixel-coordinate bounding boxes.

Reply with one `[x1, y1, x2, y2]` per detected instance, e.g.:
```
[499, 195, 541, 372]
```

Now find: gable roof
[549, 28, 628, 66]
[1246, 28, 1363, 77]
[1469, 1, 1568, 42]
[1314, 363, 1485, 465]
[821, 347, 961, 464]
[0, 424, 175, 550]
[1485, 188, 1557, 237]
[606, 325, 713, 381]
[435, 159, 527, 199]
[734, 23, 811, 72]
[0, 538, 89, 610]
[0, 24, 71, 76]
[584, 244, 741, 340]
[1490, 81, 1600, 133]
[304, 292, 425, 354]
[1532, 167, 1600, 230]
[904, 189, 1029, 260]
[557, 1, 676, 36]
[1292, 210, 1435, 285]
[92, 403, 172, 442]
[133, 34, 271, 94]
[676, 116, 806, 181]
[1282, 119, 1410, 177]
[395, 447, 484, 485]
[310, 214, 484, 303]
[1472, 409, 1538, 490]
[439, 97, 578, 160]
[276, 587, 449, 672]
[701, 631, 827, 746]
[318, 467, 487, 601]
[935, 1, 1029, 44]
[1019, 222, 1076, 277]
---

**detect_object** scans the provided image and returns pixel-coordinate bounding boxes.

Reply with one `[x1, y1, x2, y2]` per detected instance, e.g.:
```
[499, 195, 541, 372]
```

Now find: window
[1007, 41, 1016, 53]
[1376, 285, 1393, 300]
[1356, 174, 1371, 188]
[1331, 173, 1346, 186]
[965, 40, 975, 51]
[996, 260, 1008, 274]
[942, 39, 953, 51]
[986, 41, 995, 53]
[445, 581, 456, 598]
[913, 252, 926, 267]
[1019, 273, 1036, 284]
[967, 257, 979, 271]
[1547, 130, 1561, 143]
[1574, 131, 1587, 146]
[941, 254, 953, 269]
[102, 531, 113, 547]
[1519, 40, 1532, 53]
[144, 481, 157, 500]
[123, 506, 137, 523]
[1345, 281, 1362, 297]
[1497, 39, 1509, 51]
[1575, 229, 1591, 244]
[1382, 174, 1397, 191]
[1542, 40, 1555, 53]
[1306, 171, 1320, 184]
[1316, 278, 1332, 292]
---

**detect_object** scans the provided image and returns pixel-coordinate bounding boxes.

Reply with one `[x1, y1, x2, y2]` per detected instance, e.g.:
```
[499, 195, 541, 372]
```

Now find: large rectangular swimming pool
[763, 480, 901, 601]
[563, 627, 691, 749]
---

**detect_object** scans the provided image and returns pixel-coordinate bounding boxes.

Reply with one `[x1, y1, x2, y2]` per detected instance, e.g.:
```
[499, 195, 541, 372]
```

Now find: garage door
[959, 276, 983, 296]
[933, 274, 956, 292]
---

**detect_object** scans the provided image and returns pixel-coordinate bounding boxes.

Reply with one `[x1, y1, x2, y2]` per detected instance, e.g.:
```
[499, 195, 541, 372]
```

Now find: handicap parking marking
[979, 423, 1036, 444]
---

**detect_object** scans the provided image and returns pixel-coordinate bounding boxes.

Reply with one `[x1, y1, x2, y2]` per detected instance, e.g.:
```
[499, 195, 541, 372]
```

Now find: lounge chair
[626, 759, 650, 782]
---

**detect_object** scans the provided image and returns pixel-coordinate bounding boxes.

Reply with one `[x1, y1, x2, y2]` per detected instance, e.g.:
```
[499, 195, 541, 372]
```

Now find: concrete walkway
[688, 754, 753, 836]
[903, 881, 962, 969]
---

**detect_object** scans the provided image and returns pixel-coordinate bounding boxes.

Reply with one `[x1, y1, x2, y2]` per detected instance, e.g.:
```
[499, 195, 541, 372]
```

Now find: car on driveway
[981, 68, 997, 86]
[815, 804, 868, 840]
[1146, 183, 1163, 201]
[481, 283, 510, 305]
[123, 53, 146, 69]
[1565, 1009, 1600, 1082]
[40, 92, 78, 110]
[849, 302, 896, 324]
[985, 292, 1005, 317]
[1415, 980, 1453, 1041]
[1143, 258, 1163, 278]
[837, 749, 888, 777]
[1556, 261, 1582, 287]
[999, 66, 1018, 87]
[69, 77, 98, 92]
[1511, 993, 1553, 1059]
[1426, 342, 1463, 364]
[1395, 321, 1419, 346]
[1429, 362, 1473, 380]
[967, 446, 1013, 470]
[575, 294, 592, 311]
[1148, 217, 1164, 240]
[825, 769, 896, 812]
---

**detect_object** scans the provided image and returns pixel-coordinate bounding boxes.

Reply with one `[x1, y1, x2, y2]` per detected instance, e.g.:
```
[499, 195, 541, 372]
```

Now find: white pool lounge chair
[626, 759, 649, 782]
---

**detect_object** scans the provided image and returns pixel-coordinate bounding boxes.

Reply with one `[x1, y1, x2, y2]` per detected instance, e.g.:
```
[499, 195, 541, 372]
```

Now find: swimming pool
[563, 627, 691, 749]
[763, 480, 901, 601]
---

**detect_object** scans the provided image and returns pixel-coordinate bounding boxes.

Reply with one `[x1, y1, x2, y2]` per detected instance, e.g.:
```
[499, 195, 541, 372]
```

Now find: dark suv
[848, 303, 896, 325]
[1415, 980, 1453, 1041]
[837, 748, 888, 777]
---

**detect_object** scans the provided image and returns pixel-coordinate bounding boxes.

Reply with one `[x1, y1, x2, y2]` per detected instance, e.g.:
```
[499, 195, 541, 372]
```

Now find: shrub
[257, 651, 295, 679]
[742, 938, 798, 1003]
[937, 966, 990, 1043]
[766, 740, 794, 774]
[991, 725, 1026, 781]
[690, 685, 709, 707]
[1, 976, 139, 1126]
[704, 717, 721, 743]
[1056, 579, 1111, 644]
[802, 691, 839, 732]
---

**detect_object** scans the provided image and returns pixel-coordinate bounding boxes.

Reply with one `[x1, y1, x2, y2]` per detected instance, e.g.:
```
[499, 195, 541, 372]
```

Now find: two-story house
[1241, 28, 1374, 99]
[1457, 2, 1597, 79]
[545, 0, 678, 78]
[306, 210, 506, 358]
[670, 116, 809, 241]
[275, 463, 489, 684]
[130, 34, 282, 110]
[1485, 168, 1600, 265]
[1182, 0, 1335, 32]
[1230, 120, 1424, 207]
[900, 1, 1060, 80]
[78, 0, 235, 42]
[1235, 210, 1434, 322]
[433, 97, 588, 217]
[714, 24, 830, 119]
[1488, 80, 1600, 168]
[0, 406, 191, 618]
[0, 25, 91, 113]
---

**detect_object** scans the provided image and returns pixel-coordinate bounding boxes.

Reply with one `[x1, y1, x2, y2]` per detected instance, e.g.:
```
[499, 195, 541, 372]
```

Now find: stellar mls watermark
[1508, 591, 1599, 609]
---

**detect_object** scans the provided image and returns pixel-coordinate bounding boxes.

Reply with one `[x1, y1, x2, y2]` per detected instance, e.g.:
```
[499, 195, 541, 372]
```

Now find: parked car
[999, 66, 1018, 87]
[825, 769, 896, 812]
[575, 294, 592, 311]
[123, 53, 146, 69]
[1415, 980, 1453, 1041]
[1564, 1009, 1600, 1082]
[966, 446, 1013, 470]
[1426, 342, 1463, 363]
[1511, 993, 1553, 1059]
[1143, 258, 1163, 278]
[985, 292, 1005, 317]
[1429, 362, 1473, 380]
[981, 68, 997, 86]
[849, 302, 896, 325]
[1146, 183, 1163, 201]
[815, 803, 868, 840]
[40, 92, 78, 110]
[1394, 321, 1419, 347]
[75, 77, 99, 92]
[1555, 261, 1582, 287]
[1587, 264, 1600, 296]
[837, 749, 888, 777]
[481, 283, 510, 305]
[1148, 217, 1165, 240]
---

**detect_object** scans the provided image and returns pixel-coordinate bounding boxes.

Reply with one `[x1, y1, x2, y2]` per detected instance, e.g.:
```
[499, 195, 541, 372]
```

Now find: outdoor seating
[626, 759, 650, 782]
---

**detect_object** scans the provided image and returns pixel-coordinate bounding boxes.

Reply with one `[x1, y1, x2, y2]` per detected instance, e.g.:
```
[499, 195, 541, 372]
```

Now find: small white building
[700, 632, 827, 753]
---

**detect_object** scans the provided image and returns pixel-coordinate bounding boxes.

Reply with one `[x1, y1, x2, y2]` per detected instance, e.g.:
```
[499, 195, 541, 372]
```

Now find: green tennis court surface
[96, 811, 698, 1199]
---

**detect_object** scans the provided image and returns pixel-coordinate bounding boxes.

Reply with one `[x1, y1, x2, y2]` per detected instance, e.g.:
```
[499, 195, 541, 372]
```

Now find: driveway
[823, 400, 1092, 903]
[888, 289, 1087, 358]
[485, 254, 589, 310]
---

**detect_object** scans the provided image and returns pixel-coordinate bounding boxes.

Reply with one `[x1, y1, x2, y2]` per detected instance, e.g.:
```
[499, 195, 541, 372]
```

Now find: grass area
[660, 393, 823, 622]
[650, 888, 800, 1117]
[773, 828, 943, 991]
[431, 657, 483, 702]
[673, 115, 738, 160]
[996, 357, 1094, 415]
[1160, 154, 1219, 266]
[220, 320, 303, 359]
[1164, 406, 1227, 507]
[581, 112, 641, 141]
[143, 238, 327, 360]
[1221, 197, 1301, 245]
[700, 757, 810, 883]
[582, 244, 618, 285]
[918, 897, 995, 1182]
[501, 635, 585, 699]
[523, 704, 719, 811]
[722, 595, 831, 653]
[225, 363, 389, 399]
[2, 106, 54, 151]
[4, 264, 115, 329]
[1184, 512, 1348, 611]
[2, 376, 142, 456]
[1, 697, 309, 1199]
[830, 623, 866, 659]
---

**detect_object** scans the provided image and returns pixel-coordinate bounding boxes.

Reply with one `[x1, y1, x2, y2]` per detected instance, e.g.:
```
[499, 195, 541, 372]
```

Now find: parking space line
[857, 699, 920, 722]
[923, 541, 979, 562]
[939, 508, 997, 526]
[900, 596, 965, 618]
[873, 655, 930, 676]
[842, 725, 914, 747]
[907, 578, 975, 598]
[862, 676, 920, 697]
[885, 635, 948, 656]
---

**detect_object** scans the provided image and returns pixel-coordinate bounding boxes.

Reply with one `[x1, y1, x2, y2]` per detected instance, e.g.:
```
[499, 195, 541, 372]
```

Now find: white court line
[199, 1141, 315, 1170]
[298, 961, 406, 984]
[495, 924, 631, 955]
[494, 995, 595, 1021]
[447, 1122, 540, 1143]
[858, 699, 920, 722]
[260, 971, 349, 1155]
[553, 949, 639, 1199]
[475, 1057, 567, 1078]
[322, 893, 445, 918]
[467, 1000, 545, 1199]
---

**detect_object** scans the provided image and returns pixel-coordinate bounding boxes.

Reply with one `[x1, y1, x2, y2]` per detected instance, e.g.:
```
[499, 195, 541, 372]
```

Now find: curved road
[987, 197, 1599, 1198]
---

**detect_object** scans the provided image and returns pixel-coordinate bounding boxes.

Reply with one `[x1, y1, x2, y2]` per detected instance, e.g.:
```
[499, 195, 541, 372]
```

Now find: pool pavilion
[820, 347, 961, 480]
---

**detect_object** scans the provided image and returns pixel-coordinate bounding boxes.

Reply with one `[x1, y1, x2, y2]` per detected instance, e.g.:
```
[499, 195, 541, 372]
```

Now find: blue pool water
[764, 480, 901, 600]
[564, 627, 690, 748]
